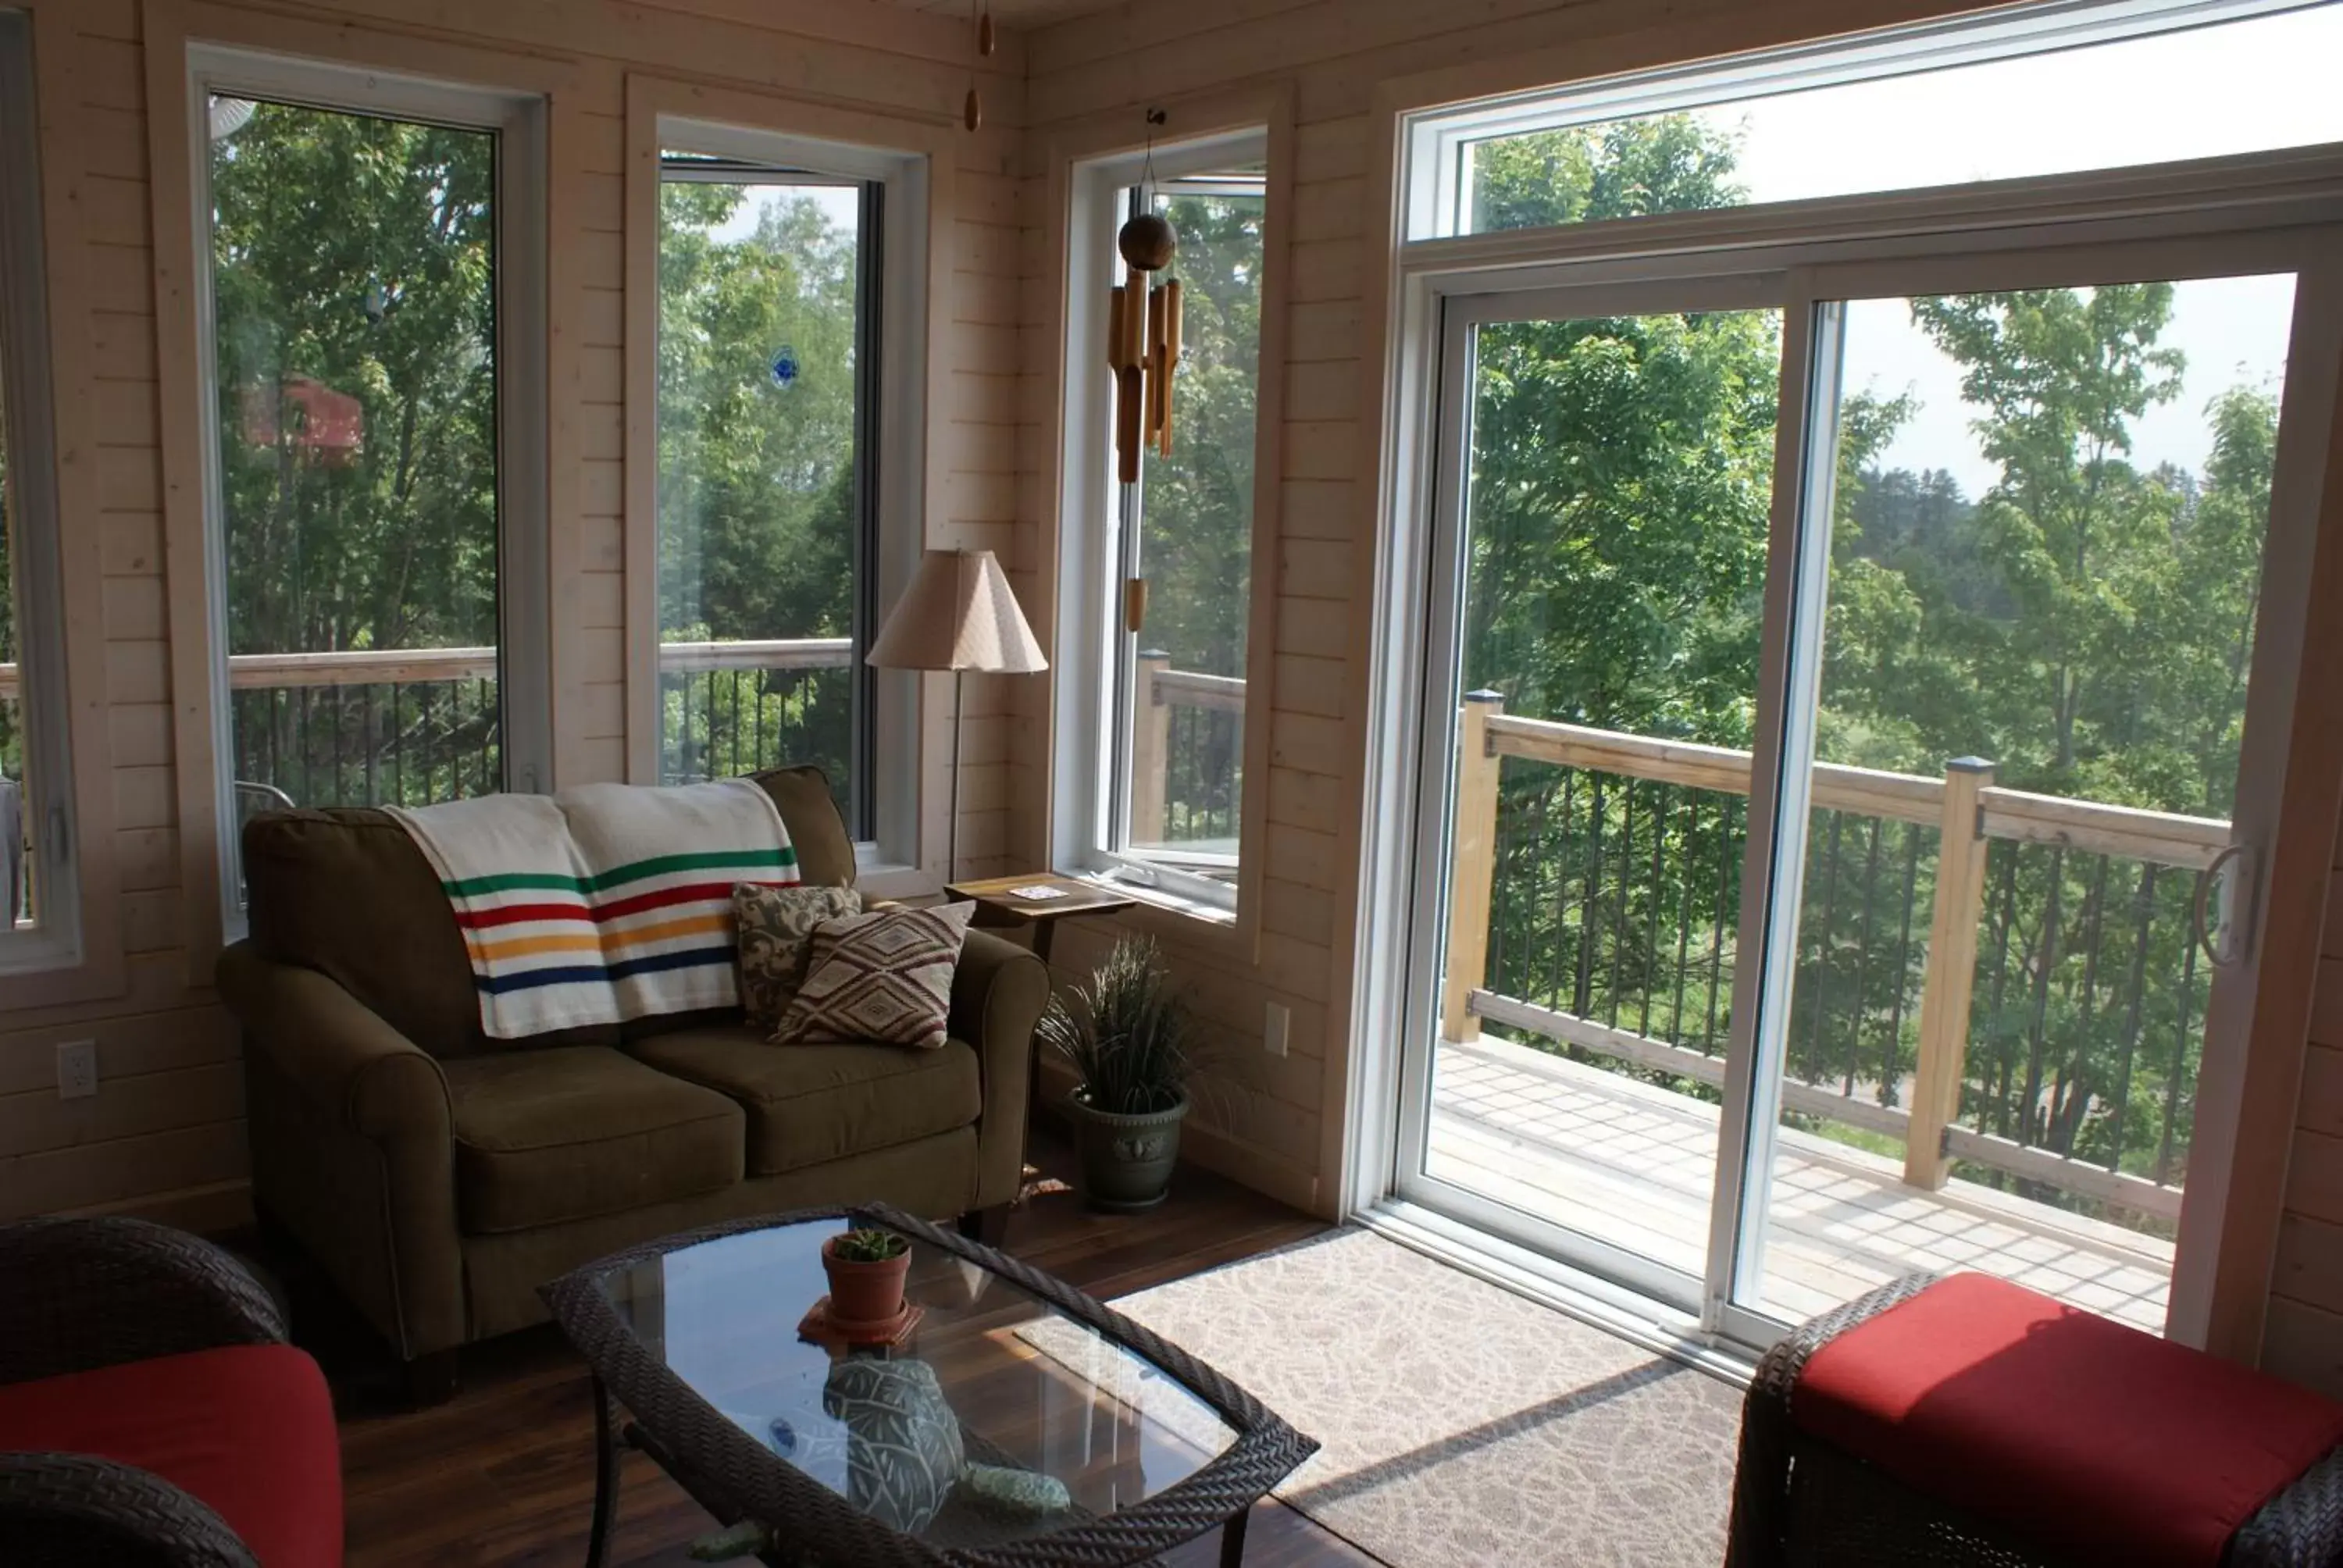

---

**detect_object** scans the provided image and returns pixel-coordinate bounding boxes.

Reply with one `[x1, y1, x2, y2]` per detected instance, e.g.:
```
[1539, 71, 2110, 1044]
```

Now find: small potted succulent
[1039, 936, 1196, 1213]
[821, 1226, 911, 1327]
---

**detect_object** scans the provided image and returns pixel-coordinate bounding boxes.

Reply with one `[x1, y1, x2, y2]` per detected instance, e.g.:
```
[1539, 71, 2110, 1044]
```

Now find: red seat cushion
[1792, 1273, 2343, 1568]
[0, 1342, 342, 1566]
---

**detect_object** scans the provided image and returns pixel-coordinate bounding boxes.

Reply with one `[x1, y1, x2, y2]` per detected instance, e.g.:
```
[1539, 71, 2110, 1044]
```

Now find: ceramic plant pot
[1070, 1089, 1189, 1213]
[821, 1235, 911, 1329]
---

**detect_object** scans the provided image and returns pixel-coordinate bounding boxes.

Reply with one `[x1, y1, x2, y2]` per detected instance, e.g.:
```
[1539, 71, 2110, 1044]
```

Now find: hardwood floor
[280, 1138, 1386, 1567]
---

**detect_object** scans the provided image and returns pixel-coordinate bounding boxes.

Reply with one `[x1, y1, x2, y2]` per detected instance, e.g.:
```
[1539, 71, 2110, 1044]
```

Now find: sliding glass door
[1395, 236, 2329, 1341]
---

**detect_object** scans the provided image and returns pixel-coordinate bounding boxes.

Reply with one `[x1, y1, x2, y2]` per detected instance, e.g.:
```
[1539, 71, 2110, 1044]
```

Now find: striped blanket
[389, 779, 800, 1038]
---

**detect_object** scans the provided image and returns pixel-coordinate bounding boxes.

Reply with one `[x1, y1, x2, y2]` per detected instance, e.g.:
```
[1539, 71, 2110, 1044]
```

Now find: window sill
[1065, 868, 1237, 929]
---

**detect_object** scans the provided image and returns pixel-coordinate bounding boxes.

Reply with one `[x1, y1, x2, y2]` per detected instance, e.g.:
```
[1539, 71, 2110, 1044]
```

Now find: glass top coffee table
[540, 1203, 1316, 1566]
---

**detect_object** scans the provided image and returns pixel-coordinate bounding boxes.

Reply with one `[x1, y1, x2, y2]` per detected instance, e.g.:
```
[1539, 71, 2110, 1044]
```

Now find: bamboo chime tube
[1159, 280, 1182, 457]
[1144, 284, 1168, 447]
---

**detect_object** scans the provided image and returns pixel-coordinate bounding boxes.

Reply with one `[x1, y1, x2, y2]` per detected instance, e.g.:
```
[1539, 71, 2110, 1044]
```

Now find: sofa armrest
[0, 1220, 284, 1387]
[216, 942, 450, 1143]
[949, 928, 1050, 1212]
[215, 941, 465, 1363]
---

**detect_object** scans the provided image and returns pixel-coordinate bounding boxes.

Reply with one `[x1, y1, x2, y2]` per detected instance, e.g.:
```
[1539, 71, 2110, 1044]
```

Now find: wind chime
[965, 0, 993, 130]
[1108, 110, 1182, 487]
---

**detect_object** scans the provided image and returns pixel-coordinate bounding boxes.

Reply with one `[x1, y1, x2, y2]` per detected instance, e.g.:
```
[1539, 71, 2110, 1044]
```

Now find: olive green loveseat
[215, 766, 1046, 1401]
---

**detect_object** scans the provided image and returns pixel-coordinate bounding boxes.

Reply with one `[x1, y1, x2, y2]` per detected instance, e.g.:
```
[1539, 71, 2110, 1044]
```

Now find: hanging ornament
[769, 345, 800, 390]
[1107, 110, 1180, 483]
[978, 2, 996, 56]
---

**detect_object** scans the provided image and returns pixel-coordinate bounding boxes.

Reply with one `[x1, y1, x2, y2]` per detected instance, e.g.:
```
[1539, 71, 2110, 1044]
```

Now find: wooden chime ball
[1117, 211, 1178, 272]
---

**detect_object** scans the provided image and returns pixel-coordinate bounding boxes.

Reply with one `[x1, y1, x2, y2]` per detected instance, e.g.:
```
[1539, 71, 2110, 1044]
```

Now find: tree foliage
[1460, 117, 2282, 1213]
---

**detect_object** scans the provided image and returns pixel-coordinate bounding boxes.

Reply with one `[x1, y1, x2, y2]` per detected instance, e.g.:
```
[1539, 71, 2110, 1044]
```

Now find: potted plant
[821, 1227, 911, 1327]
[1038, 936, 1195, 1212]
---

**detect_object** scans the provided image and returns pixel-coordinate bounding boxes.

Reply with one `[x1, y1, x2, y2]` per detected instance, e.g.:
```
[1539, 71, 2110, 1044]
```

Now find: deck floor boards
[1428, 1034, 2174, 1331]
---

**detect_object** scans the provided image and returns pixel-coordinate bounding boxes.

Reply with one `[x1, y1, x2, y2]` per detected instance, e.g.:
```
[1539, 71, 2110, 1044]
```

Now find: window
[1057, 133, 1269, 914]
[191, 48, 547, 921]
[650, 120, 925, 864]
[0, 9, 80, 971]
[1407, 0, 2343, 239]
[656, 151, 879, 833]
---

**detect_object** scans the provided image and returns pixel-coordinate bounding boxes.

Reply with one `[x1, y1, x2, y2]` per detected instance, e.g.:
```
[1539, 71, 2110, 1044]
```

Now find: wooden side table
[944, 872, 1136, 965]
[946, 874, 1137, 1197]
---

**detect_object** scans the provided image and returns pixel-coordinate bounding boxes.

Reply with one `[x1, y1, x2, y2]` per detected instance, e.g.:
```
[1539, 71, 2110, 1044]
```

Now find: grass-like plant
[829, 1228, 908, 1263]
[1038, 936, 1194, 1116]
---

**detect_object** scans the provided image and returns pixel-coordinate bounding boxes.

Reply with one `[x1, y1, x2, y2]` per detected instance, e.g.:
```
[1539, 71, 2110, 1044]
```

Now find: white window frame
[1349, 1, 2343, 1358]
[0, 9, 83, 977]
[1405, 0, 2337, 241]
[184, 45, 551, 941]
[647, 116, 929, 893]
[1053, 127, 1270, 918]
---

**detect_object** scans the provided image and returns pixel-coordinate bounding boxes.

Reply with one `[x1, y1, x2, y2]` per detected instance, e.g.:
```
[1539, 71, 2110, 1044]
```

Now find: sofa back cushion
[241, 765, 857, 1057]
[243, 807, 530, 1058]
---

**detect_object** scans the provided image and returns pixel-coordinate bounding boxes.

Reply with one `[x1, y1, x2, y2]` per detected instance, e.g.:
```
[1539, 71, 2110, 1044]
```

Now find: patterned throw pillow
[776, 902, 975, 1049]
[734, 883, 862, 1029]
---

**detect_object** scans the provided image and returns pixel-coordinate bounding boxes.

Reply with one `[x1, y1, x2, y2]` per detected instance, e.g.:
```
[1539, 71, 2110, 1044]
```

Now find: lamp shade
[865, 549, 1048, 674]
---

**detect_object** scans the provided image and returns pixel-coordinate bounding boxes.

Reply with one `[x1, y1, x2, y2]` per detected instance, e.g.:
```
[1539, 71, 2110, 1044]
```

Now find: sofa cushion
[750, 764, 857, 889]
[626, 1025, 983, 1177]
[443, 1046, 744, 1233]
[0, 1342, 343, 1566]
[1792, 1271, 2343, 1568]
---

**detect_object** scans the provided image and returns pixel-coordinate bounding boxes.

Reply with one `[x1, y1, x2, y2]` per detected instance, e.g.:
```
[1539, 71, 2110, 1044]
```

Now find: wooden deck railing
[1130, 651, 1244, 848]
[1446, 690, 2231, 1221]
[0, 639, 858, 814]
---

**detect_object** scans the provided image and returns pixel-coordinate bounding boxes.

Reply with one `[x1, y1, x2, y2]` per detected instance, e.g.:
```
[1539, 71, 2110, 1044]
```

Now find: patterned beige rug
[1107, 1228, 1744, 1566]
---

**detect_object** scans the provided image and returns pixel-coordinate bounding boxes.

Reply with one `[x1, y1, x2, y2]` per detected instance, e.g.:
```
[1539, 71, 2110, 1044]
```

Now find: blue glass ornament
[770, 346, 800, 390]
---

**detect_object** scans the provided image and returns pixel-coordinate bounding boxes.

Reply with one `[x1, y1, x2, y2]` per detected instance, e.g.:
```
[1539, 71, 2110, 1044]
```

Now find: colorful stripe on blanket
[390, 779, 800, 1038]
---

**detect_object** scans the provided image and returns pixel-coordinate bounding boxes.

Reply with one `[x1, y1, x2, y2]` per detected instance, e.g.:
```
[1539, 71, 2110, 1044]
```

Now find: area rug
[1099, 1228, 1743, 1567]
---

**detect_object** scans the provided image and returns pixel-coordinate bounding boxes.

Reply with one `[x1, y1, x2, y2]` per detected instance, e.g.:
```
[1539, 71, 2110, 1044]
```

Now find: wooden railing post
[1442, 691, 1506, 1043]
[1906, 756, 1995, 1189]
[1129, 650, 1172, 844]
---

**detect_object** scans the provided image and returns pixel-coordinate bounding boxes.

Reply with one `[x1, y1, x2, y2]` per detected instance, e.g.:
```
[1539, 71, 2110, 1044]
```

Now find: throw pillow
[734, 883, 862, 1028]
[776, 901, 975, 1049]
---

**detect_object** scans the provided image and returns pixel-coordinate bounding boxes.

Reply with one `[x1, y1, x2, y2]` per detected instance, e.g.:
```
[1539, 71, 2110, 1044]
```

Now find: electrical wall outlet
[56, 1039, 97, 1100]
[1264, 1001, 1289, 1058]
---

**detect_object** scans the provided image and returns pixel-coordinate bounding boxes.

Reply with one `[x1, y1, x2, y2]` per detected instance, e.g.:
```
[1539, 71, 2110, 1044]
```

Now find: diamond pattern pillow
[735, 883, 862, 1029]
[776, 902, 975, 1049]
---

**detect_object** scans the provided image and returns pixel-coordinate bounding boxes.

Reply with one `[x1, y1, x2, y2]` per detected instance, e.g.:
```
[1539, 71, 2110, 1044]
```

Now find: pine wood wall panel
[0, 0, 1032, 1228]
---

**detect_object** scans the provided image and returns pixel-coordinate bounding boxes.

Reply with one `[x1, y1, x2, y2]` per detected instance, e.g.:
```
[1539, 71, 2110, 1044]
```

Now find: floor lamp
[866, 549, 1048, 881]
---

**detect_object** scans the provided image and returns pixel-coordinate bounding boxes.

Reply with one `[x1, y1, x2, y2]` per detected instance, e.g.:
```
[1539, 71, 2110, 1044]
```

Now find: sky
[1678, 2, 2343, 495]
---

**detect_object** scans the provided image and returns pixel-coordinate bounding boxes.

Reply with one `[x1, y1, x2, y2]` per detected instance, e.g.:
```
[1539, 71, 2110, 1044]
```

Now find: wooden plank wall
[0, 0, 1027, 1228]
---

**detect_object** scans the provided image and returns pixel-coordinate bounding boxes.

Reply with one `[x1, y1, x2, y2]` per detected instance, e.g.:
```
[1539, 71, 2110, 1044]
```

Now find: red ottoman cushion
[1792, 1272, 2343, 1568]
[0, 1342, 342, 1566]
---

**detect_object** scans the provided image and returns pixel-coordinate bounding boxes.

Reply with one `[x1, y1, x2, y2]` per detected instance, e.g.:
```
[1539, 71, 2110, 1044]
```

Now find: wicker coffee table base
[550, 1204, 1311, 1568]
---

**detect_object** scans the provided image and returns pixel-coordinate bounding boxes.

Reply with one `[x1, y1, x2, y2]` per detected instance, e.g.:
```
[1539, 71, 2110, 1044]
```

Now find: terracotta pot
[821, 1235, 911, 1327]
[1070, 1089, 1189, 1213]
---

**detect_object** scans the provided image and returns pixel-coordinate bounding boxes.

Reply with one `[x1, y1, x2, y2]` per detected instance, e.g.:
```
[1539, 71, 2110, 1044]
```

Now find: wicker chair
[0, 1217, 300, 1566]
[1728, 1272, 2343, 1568]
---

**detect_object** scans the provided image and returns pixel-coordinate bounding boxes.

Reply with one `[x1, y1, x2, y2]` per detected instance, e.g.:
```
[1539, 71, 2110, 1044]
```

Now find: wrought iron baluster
[1848, 814, 1885, 1102]
[1671, 794, 1696, 1047]
[1705, 799, 1732, 1056]
[1575, 772, 1605, 1019]
[1607, 779, 1636, 1029]
[1639, 782, 1667, 1039]
[2157, 907, 2199, 1187]
[2106, 862, 2158, 1176]
[1883, 825, 1923, 1105]
[1808, 812, 1844, 1090]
